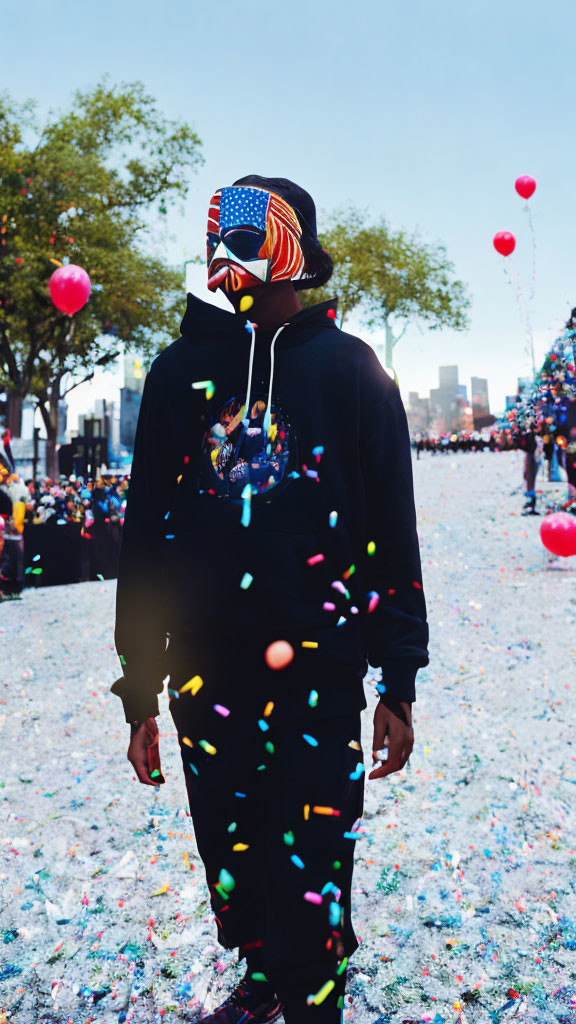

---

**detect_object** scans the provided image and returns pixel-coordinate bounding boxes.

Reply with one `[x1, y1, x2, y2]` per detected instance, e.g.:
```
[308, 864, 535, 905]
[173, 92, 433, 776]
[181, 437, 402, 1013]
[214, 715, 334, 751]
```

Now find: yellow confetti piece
[302, 641, 318, 649]
[150, 883, 170, 897]
[180, 675, 203, 696]
[310, 980, 335, 1005]
[348, 740, 361, 751]
[268, 422, 278, 441]
[239, 294, 254, 312]
[182, 736, 193, 748]
[304, 803, 310, 820]
[49, 258, 63, 267]
[177, 474, 183, 484]
[199, 739, 217, 755]
[263, 701, 274, 717]
[233, 842, 250, 851]
[312, 805, 338, 816]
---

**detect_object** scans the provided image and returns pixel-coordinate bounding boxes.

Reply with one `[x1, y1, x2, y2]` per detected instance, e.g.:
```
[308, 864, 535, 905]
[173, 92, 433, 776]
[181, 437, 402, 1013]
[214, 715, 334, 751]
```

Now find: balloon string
[502, 257, 535, 374]
[524, 202, 537, 304]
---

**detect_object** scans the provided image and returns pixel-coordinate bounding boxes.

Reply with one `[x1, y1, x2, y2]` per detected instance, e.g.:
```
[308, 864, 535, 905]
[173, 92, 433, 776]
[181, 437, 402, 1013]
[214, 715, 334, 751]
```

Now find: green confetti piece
[336, 956, 348, 976]
[218, 868, 235, 892]
[283, 830, 295, 846]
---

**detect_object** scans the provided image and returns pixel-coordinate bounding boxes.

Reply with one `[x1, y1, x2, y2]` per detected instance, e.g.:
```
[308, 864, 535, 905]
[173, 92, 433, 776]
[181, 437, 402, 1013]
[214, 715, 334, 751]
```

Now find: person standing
[111, 176, 429, 1023]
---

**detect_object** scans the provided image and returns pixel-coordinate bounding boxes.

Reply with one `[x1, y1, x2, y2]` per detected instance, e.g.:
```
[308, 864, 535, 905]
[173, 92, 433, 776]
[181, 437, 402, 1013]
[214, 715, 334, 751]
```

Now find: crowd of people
[1, 426, 130, 597]
[412, 430, 500, 457]
[21, 473, 128, 527]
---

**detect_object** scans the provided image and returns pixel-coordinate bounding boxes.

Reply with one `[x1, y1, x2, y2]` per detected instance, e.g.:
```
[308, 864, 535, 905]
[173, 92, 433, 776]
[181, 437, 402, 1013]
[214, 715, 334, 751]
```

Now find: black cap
[230, 174, 332, 291]
[232, 174, 318, 239]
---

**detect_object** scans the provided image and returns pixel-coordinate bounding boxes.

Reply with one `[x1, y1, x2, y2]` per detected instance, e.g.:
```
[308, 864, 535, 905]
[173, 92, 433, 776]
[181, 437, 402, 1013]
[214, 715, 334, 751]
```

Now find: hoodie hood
[180, 291, 339, 347]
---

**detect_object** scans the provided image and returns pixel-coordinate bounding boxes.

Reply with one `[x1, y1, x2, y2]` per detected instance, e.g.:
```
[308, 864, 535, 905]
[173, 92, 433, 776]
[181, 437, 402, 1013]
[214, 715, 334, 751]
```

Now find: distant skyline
[5, 0, 576, 419]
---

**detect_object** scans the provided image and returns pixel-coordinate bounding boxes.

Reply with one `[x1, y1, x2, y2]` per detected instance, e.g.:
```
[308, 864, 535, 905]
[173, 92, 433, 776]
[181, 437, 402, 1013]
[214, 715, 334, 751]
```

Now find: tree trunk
[45, 392, 60, 479]
[38, 381, 62, 479]
[6, 394, 23, 437]
[385, 320, 395, 370]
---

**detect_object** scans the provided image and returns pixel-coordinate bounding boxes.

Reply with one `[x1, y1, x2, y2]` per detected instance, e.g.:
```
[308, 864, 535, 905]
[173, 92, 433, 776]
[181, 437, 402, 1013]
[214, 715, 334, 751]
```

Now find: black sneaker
[200, 980, 284, 1023]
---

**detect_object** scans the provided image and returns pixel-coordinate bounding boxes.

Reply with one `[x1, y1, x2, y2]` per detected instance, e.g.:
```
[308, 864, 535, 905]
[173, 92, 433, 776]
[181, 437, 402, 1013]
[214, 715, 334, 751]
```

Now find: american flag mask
[206, 186, 306, 294]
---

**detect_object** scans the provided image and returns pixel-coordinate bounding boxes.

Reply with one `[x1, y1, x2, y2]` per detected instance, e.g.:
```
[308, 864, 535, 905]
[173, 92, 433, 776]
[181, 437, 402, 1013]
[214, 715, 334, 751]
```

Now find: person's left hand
[127, 717, 165, 786]
[369, 700, 414, 780]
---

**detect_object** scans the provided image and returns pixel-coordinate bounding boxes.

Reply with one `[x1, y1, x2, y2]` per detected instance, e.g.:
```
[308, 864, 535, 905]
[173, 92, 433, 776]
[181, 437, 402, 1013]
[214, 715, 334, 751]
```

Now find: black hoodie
[111, 294, 429, 722]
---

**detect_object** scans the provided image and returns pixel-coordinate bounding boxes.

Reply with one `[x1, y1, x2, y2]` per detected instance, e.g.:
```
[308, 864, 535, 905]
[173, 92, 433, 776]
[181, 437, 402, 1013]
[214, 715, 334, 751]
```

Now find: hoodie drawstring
[242, 322, 257, 427]
[243, 321, 289, 435]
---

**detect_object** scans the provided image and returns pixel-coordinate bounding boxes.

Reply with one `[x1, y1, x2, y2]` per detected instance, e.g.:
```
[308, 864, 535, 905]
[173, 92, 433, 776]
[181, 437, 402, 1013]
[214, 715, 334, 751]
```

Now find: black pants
[169, 687, 365, 1023]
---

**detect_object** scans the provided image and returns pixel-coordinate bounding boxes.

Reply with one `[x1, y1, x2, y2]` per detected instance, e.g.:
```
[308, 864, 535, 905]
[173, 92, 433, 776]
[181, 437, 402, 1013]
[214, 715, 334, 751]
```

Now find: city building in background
[407, 365, 494, 436]
[429, 365, 464, 433]
[470, 376, 493, 429]
[120, 352, 146, 452]
[407, 392, 431, 434]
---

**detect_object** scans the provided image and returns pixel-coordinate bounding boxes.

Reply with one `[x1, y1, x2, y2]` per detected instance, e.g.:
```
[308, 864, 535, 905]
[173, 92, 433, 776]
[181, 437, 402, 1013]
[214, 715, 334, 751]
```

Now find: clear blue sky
[4, 0, 576, 414]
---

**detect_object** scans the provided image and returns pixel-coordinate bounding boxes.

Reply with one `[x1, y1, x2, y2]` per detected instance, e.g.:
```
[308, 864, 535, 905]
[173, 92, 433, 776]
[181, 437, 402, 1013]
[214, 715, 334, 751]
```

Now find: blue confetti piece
[329, 901, 341, 926]
[302, 734, 318, 747]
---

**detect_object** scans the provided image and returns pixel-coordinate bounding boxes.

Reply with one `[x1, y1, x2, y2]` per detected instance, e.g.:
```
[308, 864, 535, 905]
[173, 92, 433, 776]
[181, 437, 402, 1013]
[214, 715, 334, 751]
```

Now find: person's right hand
[127, 717, 164, 786]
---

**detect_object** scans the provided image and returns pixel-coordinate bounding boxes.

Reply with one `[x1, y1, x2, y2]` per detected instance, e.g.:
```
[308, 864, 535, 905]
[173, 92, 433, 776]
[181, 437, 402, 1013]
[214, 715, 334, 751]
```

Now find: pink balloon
[493, 231, 516, 257]
[539, 512, 576, 557]
[265, 640, 294, 670]
[515, 175, 536, 200]
[49, 264, 92, 316]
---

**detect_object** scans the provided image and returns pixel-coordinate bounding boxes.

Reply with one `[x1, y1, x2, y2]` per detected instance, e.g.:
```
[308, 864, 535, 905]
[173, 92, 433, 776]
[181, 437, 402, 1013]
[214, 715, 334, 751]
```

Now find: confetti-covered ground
[1, 451, 575, 1024]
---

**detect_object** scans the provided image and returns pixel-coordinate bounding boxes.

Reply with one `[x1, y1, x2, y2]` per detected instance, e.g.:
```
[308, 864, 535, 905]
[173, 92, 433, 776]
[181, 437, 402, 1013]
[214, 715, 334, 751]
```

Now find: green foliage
[0, 80, 203, 466]
[301, 206, 471, 366]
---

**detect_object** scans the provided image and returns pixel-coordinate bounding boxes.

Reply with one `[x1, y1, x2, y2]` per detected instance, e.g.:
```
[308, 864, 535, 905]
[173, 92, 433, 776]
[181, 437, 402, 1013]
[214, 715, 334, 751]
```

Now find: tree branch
[392, 323, 408, 348]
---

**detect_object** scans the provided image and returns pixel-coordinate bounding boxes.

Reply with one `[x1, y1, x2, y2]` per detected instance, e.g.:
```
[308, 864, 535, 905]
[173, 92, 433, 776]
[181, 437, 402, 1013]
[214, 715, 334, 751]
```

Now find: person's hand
[127, 717, 165, 786]
[369, 700, 414, 780]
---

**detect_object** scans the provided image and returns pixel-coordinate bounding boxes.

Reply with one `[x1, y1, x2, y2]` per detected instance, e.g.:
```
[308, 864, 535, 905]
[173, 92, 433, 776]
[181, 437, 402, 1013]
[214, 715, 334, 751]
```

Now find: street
[1, 451, 575, 1024]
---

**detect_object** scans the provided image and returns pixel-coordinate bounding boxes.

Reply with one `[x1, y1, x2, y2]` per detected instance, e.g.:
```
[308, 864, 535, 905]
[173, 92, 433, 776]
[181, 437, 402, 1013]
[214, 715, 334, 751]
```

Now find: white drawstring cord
[242, 322, 257, 425]
[263, 323, 289, 434]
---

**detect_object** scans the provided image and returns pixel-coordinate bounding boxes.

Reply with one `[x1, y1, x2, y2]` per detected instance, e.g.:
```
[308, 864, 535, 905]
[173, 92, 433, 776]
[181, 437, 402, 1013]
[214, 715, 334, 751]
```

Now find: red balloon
[49, 264, 92, 315]
[539, 512, 576, 557]
[515, 175, 536, 200]
[493, 231, 516, 257]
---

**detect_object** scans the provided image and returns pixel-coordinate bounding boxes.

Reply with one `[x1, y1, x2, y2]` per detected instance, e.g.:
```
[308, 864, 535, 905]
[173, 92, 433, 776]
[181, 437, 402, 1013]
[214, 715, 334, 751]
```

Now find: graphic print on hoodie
[112, 294, 429, 723]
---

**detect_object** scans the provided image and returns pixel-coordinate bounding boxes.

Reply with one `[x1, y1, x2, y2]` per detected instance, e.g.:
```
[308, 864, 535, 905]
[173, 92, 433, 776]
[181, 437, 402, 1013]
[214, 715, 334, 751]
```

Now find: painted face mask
[206, 185, 306, 294]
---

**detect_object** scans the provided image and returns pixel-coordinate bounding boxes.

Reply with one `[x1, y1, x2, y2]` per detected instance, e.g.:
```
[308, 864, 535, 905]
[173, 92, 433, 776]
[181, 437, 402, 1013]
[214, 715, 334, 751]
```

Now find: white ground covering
[1, 451, 575, 1024]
